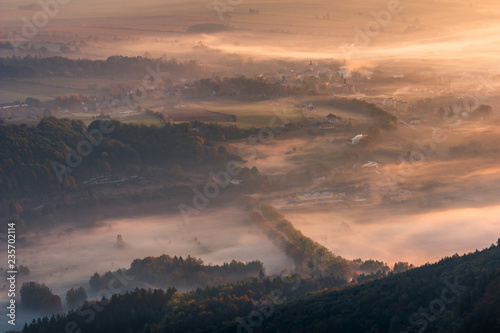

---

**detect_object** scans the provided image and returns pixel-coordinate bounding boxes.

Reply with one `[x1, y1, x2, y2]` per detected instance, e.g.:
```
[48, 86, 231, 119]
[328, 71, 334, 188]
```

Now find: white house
[351, 134, 367, 145]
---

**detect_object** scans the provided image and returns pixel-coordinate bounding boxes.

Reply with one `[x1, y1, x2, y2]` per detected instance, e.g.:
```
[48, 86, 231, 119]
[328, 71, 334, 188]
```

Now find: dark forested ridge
[251, 241, 500, 333]
[20, 241, 500, 333]
[0, 117, 252, 208]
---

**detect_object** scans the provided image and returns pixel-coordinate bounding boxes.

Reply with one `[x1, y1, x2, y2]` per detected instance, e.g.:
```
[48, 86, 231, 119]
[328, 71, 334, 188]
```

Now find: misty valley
[1, 0, 500, 332]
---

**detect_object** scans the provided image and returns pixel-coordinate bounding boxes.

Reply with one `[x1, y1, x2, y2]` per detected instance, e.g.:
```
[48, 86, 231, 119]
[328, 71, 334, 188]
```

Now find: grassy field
[2, 118, 40, 127]
[299, 142, 349, 167]
[0, 79, 92, 103]
[23, 77, 124, 90]
[0, 80, 69, 103]
[0, 77, 146, 104]
[120, 112, 165, 126]
[147, 97, 376, 128]
[185, 100, 303, 128]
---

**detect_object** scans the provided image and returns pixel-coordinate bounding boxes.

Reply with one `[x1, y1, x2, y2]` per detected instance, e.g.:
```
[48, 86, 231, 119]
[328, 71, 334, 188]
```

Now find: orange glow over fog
[285, 204, 500, 267]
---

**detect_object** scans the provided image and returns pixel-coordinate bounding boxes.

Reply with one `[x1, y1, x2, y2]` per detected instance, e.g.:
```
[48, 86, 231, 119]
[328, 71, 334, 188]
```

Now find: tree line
[182, 76, 318, 101]
[0, 55, 198, 78]
[326, 97, 398, 130]
[20, 241, 500, 333]
[252, 203, 352, 280]
[89, 254, 264, 291]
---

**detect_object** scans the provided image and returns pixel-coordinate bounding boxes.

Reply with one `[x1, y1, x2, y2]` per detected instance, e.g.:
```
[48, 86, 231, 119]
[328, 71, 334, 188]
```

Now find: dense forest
[89, 255, 265, 291]
[0, 117, 253, 207]
[0, 55, 198, 79]
[325, 98, 398, 130]
[20, 241, 500, 333]
[251, 241, 500, 333]
[20, 274, 347, 333]
[182, 76, 318, 101]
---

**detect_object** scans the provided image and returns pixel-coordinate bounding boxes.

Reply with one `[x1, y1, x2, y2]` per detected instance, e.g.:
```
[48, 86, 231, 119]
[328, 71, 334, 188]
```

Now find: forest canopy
[0, 117, 252, 205]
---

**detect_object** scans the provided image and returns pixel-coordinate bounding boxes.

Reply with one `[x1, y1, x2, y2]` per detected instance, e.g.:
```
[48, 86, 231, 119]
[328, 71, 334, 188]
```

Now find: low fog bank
[283, 204, 500, 267]
[4, 207, 292, 326]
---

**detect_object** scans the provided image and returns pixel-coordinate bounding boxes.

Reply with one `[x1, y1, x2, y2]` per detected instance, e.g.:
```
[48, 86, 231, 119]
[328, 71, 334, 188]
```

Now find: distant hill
[222, 240, 500, 333]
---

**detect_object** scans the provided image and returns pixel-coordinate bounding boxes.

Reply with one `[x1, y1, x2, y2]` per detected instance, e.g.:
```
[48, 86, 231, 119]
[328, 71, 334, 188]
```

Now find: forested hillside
[227, 241, 500, 333]
[21, 241, 500, 333]
[0, 117, 252, 206]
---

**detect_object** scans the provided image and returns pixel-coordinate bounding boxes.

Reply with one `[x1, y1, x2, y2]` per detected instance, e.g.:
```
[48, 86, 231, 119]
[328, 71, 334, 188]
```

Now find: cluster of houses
[0, 96, 108, 120]
[0, 103, 44, 119]
[383, 97, 424, 124]
[318, 113, 342, 130]
[82, 173, 142, 186]
[383, 97, 410, 113]
[408, 117, 421, 125]
[257, 60, 358, 93]
[270, 189, 348, 207]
